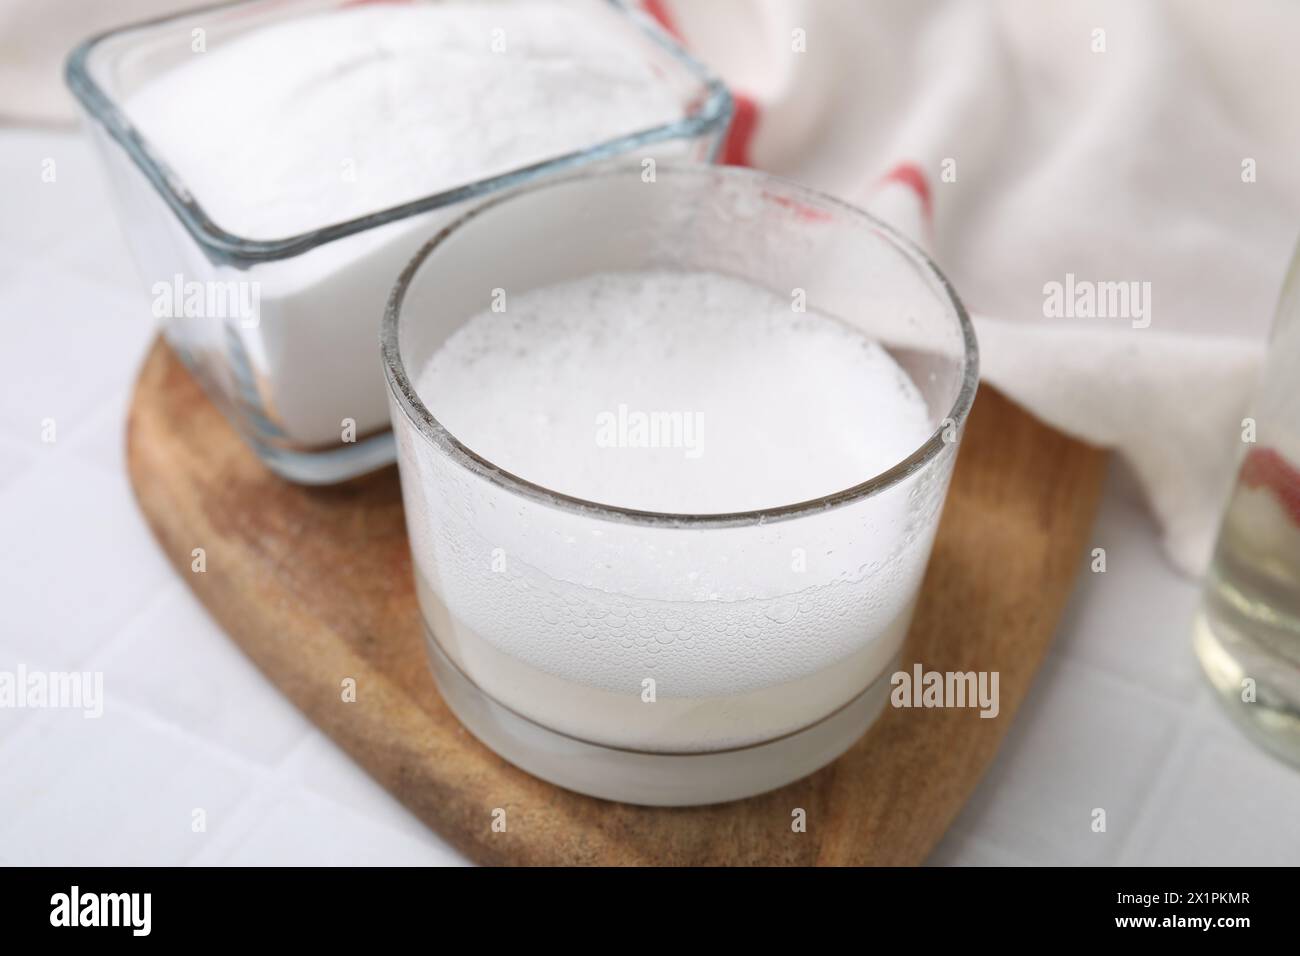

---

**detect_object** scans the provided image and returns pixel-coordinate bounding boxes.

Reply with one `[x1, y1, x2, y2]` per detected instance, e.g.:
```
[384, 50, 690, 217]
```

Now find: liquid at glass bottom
[415, 575, 905, 805]
[1194, 480, 1300, 766]
[423, 628, 897, 806]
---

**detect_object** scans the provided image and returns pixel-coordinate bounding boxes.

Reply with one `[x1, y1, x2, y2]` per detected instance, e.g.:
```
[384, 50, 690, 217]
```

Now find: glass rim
[63, 0, 732, 267]
[381, 162, 980, 529]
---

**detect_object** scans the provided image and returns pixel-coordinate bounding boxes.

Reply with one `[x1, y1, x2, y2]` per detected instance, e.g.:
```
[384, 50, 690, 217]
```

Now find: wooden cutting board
[126, 338, 1106, 865]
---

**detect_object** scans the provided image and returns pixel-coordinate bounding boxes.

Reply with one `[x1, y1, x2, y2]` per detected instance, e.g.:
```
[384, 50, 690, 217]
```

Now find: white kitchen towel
[649, 0, 1299, 576]
[9, 0, 1295, 574]
[0, 0, 214, 124]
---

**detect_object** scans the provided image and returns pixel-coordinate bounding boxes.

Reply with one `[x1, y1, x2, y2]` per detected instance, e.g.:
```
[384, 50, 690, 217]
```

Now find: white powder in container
[123, 0, 687, 448]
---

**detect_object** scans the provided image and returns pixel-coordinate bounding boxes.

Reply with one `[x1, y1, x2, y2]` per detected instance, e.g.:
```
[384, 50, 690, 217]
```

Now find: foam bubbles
[417, 270, 932, 513]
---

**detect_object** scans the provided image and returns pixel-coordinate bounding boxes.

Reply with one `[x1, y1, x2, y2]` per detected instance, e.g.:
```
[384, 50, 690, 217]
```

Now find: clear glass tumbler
[382, 164, 978, 805]
[1195, 243, 1300, 765]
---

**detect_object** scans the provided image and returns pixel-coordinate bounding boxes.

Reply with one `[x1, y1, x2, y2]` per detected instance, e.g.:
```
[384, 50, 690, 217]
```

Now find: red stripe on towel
[762, 190, 832, 222]
[1240, 448, 1300, 528]
[879, 162, 934, 224]
[643, 0, 683, 38]
[721, 94, 758, 167]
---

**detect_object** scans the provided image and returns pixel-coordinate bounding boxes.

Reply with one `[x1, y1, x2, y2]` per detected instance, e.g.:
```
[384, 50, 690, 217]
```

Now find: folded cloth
[652, 0, 1300, 575]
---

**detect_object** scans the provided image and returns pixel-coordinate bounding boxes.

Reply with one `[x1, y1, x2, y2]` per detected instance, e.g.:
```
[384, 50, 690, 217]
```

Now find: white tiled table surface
[2, 128, 1297, 866]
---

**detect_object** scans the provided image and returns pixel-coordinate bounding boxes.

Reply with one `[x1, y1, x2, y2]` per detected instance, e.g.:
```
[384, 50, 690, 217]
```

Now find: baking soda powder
[124, 1, 684, 445]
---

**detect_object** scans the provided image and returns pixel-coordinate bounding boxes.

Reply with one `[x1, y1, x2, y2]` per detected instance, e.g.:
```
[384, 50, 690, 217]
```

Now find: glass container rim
[63, 0, 733, 267]
[381, 162, 980, 529]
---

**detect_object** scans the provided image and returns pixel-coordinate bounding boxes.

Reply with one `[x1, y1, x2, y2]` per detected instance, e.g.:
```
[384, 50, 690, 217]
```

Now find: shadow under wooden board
[126, 338, 1107, 865]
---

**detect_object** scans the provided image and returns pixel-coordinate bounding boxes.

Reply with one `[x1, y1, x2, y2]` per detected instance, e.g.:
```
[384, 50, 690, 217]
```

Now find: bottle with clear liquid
[1194, 244, 1300, 764]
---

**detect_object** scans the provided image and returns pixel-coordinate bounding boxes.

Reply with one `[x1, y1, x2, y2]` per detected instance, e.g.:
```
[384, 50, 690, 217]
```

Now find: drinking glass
[382, 164, 978, 804]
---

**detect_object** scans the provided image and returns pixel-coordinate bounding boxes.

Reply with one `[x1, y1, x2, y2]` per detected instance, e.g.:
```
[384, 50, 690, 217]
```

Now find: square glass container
[66, 0, 731, 483]
[383, 164, 979, 805]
